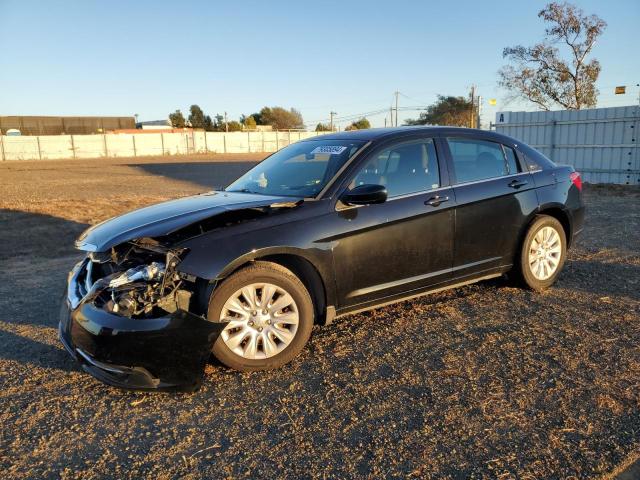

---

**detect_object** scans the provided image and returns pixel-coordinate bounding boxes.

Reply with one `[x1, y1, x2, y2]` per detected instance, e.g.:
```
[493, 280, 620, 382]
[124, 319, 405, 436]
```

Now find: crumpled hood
[76, 191, 300, 252]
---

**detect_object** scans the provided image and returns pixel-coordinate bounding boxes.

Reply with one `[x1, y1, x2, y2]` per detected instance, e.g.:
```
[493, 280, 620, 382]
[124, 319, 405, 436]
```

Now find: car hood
[76, 191, 301, 252]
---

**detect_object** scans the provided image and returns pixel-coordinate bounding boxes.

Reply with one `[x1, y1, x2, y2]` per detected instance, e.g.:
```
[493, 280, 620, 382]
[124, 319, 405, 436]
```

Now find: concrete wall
[495, 105, 640, 185]
[0, 130, 328, 161]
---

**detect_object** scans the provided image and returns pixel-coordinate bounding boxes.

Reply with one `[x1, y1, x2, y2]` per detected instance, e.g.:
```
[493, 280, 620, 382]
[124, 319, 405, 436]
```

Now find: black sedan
[59, 126, 585, 391]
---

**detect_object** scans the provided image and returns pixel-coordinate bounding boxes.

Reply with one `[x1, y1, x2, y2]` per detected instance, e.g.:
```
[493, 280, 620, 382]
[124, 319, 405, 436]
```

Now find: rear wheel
[516, 215, 567, 291]
[208, 261, 314, 371]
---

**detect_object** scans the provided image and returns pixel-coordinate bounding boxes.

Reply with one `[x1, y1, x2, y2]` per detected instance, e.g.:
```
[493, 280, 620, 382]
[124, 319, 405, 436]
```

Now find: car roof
[300, 126, 520, 145]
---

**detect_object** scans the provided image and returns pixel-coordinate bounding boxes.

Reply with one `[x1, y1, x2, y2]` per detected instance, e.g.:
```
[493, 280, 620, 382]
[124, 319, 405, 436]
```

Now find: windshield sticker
[311, 146, 348, 155]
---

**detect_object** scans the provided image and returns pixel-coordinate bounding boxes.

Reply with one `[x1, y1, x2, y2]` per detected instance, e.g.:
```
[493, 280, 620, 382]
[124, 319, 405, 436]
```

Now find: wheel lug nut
[251, 311, 257, 316]
[248, 321, 254, 326]
[262, 309, 268, 315]
[258, 327, 263, 332]
[266, 319, 271, 325]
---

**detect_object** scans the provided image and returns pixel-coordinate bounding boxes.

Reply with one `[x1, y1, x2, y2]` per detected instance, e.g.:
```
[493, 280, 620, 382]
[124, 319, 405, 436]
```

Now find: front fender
[176, 228, 337, 307]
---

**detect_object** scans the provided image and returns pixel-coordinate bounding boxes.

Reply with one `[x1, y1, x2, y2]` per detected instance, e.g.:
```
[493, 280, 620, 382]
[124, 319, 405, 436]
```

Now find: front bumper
[59, 259, 226, 392]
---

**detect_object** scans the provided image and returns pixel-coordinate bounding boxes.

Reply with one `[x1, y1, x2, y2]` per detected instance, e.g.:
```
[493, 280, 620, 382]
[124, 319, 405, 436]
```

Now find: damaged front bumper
[59, 258, 226, 391]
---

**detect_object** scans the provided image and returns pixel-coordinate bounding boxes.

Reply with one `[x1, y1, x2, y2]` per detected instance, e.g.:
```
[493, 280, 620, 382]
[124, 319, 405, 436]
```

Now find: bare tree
[498, 2, 606, 110]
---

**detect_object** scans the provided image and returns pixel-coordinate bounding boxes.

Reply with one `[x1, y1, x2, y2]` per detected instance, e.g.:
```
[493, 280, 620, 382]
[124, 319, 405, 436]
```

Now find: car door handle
[508, 179, 528, 189]
[425, 195, 449, 207]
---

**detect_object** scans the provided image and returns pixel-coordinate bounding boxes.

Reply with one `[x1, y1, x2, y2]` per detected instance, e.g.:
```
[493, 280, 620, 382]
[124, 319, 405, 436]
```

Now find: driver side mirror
[340, 184, 387, 206]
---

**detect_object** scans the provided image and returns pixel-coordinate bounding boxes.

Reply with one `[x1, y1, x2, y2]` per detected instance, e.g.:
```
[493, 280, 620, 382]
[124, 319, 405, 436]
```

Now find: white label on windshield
[311, 145, 347, 155]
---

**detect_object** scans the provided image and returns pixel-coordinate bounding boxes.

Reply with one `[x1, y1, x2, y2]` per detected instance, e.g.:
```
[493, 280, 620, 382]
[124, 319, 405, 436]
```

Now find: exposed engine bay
[84, 238, 195, 319]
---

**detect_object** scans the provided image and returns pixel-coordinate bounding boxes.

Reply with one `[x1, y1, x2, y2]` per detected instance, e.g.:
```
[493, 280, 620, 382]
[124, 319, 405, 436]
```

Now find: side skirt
[333, 272, 504, 320]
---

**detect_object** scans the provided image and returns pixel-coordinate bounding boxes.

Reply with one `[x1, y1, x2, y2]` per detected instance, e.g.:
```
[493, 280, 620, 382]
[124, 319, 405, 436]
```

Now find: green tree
[498, 2, 606, 110]
[227, 120, 243, 132]
[404, 95, 472, 127]
[345, 118, 371, 130]
[259, 106, 304, 130]
[188, 105, 206, 129]
[168, 109, 186, 128]
[249, 112, 263, 125]
[213, 114, 225, 131]
[203, 115, 214, 132]
[315, 122, 332, 132]
[244, 115, 257, 129]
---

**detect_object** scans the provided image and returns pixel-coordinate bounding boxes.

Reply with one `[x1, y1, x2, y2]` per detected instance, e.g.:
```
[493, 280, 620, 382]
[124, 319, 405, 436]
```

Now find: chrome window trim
[335, 185, 450, 211]
[337, 171, 531, 210]
[386, 185, 449, 202]
[453, 171, 528, 188]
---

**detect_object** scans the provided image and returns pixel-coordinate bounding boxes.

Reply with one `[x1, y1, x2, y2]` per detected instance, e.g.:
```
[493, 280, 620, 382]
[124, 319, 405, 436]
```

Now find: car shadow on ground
[0, 327, 75, 373]
[0, 210, 88, 373]
[0, 209, 88, 263]
[561, 259, 640, 300]
[130, 161, 257, 190]
[0, 210, 86, 330]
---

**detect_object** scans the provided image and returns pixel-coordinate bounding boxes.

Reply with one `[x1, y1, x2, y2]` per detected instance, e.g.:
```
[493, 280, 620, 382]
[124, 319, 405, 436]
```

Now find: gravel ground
[0, 155, 639, 479]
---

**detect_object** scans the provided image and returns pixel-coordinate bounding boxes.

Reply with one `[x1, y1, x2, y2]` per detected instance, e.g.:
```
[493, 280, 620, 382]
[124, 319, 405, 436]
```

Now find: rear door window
[446, 138, 517, 184]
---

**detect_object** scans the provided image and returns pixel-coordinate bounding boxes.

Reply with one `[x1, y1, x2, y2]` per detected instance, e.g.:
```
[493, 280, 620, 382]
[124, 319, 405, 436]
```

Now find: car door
[330, 136, 455, 310]
[443, 135, 538, 278]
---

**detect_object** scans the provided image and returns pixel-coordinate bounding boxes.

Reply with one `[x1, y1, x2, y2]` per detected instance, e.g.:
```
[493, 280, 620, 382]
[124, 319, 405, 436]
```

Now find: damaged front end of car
[58, 191, 306, 391]
[59, 238, 226, 392]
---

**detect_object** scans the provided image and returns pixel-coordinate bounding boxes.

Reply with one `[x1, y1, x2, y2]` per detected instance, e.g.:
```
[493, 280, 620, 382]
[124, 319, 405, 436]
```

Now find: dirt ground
[0, 154, 639, 479]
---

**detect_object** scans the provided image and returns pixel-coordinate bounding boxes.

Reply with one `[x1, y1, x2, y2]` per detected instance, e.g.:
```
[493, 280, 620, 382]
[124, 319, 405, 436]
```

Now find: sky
[0, 0, 638, 129]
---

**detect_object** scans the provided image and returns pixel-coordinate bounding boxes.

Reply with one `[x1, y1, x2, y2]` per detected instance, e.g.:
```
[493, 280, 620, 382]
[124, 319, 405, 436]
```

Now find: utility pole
[224, 111, 228, 132]
[394, 90, 399, 127]
[390, 106, 393, 128]
[469, 85, 476, 129]
[330, 111, 337, 131]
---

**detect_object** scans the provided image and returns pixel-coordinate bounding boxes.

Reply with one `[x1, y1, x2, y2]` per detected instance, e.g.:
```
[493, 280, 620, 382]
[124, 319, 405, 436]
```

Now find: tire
[208, 261, 314, 371]
[516, 215, 567, 291]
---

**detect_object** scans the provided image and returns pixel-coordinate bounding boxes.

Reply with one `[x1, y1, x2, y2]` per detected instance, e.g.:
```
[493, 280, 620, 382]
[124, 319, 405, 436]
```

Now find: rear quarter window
[518, 143, 556, 171]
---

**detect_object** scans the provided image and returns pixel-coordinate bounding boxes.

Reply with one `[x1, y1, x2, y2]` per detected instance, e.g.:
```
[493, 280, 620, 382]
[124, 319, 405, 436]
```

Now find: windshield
[226, 139, 366, 197]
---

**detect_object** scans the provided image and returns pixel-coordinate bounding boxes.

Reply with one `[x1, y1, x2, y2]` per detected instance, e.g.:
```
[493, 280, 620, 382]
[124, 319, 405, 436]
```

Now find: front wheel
[516, 215, 567, 291]
[208, 261, 314, 371]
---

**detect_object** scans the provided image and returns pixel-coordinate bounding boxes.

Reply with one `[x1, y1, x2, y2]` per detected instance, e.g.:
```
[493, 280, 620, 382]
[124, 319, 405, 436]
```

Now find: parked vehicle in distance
[59, 126, 585, 391]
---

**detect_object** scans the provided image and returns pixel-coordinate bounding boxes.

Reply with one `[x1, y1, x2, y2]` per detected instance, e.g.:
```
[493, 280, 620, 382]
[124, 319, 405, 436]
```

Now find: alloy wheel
[528, 226, 562, 280]
[219, 283, 299, 360]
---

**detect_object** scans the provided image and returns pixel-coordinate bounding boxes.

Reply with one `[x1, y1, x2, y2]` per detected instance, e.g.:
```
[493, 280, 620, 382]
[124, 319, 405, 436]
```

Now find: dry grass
[0, 155, 638, 479]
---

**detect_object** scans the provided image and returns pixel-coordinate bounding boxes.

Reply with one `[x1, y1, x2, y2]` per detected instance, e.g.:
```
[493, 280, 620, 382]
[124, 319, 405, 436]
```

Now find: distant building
[136, 119, 172, 130]
[0, 116, 135, 135]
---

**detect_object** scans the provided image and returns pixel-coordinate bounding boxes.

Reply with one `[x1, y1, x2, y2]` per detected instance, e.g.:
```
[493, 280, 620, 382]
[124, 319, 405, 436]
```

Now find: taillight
[570, 171, 582, 191]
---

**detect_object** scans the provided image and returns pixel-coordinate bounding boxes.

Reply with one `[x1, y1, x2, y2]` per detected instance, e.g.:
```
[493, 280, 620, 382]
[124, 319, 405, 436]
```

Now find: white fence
[0, 130, 328, 161]
[494, 105, 640, 185]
